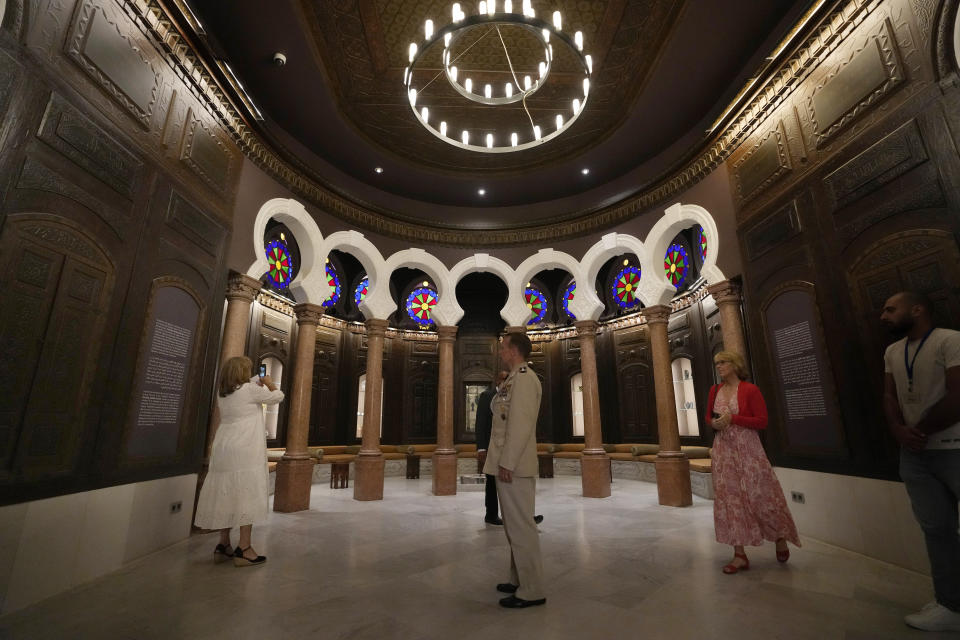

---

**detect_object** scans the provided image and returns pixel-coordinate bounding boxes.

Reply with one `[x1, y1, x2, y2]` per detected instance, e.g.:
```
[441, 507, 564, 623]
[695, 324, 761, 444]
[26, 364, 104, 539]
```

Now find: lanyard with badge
[904, 327, 935, 403]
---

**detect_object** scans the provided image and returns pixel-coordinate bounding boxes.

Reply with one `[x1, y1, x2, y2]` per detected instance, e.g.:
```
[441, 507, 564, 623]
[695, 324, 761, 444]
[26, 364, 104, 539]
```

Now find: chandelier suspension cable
[418, 27, 496, 94]
[495, 25, 537, 136]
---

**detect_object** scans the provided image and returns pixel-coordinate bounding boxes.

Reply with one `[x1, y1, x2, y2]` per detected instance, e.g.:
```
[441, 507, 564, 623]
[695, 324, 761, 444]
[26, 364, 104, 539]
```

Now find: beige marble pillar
[274, 303, 324, 512]
[433, 325, 458, 496]
[707, 280, 747, 359]
[643, 305, 692, 507]
[574, 320, 611, 498]
[220, 271, 262, 365]
[355, 318, 387, 501]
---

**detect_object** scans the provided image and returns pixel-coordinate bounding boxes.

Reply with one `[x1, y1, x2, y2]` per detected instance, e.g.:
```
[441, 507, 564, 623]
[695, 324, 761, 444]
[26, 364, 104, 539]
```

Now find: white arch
[510, 249, 584, 327]
[317, 230, 392, 319]
[576, 232, 648, 320]
[448, 254, 515, 327]
[384, 248, 460, 325]
[642, 202, 726, 306]
[247, 198, 326, 303]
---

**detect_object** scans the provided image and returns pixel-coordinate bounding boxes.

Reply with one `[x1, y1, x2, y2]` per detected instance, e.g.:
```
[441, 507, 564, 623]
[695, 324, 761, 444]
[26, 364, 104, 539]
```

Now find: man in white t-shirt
[881, 291, 960, 632]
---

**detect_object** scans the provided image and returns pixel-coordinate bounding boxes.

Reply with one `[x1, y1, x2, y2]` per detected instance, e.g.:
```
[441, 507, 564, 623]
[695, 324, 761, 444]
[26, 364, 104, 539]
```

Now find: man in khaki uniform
[483, 332, 545, 608]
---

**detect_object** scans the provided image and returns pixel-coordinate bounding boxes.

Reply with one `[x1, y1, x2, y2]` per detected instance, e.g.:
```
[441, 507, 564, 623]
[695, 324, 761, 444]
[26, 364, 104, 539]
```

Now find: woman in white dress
[195, 356, 284, 567]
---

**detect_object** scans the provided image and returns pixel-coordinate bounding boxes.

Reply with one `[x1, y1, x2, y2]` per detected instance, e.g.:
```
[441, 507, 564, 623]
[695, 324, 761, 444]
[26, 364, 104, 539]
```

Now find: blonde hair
[714, 350, 749, 379]
[219, 356, 252, 397]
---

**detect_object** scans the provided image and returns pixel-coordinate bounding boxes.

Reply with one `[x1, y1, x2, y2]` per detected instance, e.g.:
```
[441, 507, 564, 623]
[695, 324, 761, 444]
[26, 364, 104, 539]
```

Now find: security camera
[272, 52, 287, 66]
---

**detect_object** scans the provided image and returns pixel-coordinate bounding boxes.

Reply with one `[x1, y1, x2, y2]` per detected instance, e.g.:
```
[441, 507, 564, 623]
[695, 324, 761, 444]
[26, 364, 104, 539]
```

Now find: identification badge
[904, 390, 921, 405]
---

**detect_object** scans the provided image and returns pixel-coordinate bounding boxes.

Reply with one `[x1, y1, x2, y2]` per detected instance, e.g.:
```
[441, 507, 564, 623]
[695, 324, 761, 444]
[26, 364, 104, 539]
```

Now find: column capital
[574, 320, 599, 336]
[707, 280, 742, 306]
[364, 317, 389, 338]
[642, 304, 672, 325]
[437, 325, 458, 342]
[293, 302, 324, 326]
[225, 271, 261, 303]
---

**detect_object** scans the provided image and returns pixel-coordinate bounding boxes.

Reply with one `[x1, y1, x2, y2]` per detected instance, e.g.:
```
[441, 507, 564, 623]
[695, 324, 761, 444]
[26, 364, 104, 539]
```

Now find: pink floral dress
[712, 388, 800, 547]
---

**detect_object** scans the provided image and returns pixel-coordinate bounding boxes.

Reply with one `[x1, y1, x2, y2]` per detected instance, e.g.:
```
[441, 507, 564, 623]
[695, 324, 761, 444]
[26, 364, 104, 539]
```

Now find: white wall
[0, 474, 197, 615]
[774, 467, 930, 575]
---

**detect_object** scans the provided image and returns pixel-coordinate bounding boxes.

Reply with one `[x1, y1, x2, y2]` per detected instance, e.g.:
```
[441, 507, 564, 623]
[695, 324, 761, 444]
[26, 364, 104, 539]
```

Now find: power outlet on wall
[791, 491, 805, 504]
[169, 501, 182, 514]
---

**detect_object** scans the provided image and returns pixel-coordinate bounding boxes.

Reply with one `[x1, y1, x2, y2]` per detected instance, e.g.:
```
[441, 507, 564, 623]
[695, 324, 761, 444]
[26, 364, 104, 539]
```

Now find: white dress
[194, 380, 284, 529]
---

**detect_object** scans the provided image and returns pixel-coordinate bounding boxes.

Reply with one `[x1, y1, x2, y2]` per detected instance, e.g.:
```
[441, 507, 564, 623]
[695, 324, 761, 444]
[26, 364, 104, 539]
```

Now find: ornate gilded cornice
[127, 0, 879, 247]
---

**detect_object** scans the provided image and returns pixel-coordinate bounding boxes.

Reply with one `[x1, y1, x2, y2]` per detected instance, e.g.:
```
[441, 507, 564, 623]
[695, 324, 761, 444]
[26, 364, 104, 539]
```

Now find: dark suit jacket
[475, 385, 497, 451]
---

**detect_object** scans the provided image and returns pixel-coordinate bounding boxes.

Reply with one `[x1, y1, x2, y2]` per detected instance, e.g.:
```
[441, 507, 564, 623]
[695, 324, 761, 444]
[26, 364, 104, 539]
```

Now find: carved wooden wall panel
[612, 327, 654, 442]
[309, 328, 341, 445]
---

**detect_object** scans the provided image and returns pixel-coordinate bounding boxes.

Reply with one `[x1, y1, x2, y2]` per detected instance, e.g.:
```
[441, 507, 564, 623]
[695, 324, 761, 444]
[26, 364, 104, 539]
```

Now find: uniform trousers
[496, 476, 544, 600]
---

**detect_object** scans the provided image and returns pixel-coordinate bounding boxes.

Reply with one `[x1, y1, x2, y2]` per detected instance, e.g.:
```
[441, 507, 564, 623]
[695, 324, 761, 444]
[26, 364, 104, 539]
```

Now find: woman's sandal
[722, 552, 749, 574]
[776, 540, 790, 563]
[233, 546, 267, 568]
[213, 543, 234, 564]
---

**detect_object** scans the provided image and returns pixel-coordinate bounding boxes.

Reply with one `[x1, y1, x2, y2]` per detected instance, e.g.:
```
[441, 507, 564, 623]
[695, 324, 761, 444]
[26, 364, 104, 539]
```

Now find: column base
[353, 454, 385, 501]
[655, 455, 692, 507]
[273, 458, 315, 513]
[432, 450, 457, 496]
[581, 452, 611, 498]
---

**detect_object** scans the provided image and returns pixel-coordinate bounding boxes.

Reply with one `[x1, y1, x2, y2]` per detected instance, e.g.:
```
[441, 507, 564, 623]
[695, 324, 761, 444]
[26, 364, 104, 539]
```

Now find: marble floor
[0, 476, 949, 640]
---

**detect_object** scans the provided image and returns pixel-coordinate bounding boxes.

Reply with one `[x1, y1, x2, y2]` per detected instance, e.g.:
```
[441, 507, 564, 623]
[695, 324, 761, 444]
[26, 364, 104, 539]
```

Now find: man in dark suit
[475, 371, 506, 525]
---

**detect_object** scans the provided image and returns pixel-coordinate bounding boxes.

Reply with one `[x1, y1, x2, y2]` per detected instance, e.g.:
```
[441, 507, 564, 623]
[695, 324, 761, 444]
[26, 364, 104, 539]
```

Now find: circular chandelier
[403, 1, 593, 153]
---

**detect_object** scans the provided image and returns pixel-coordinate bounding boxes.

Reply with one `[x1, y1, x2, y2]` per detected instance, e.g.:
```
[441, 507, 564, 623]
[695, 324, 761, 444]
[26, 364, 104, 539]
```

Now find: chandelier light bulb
[479, 1, 486, 14]
[553, 10, 562, 30]
[542, 29, 550, 42]
[462, 130, 469, 144]
[408, 43, 417, 63]
[548, 43, 553, 60]
[486, 133, 493, 148]
[504, 0, 512, 12]
[409, 88, 417, 106]
[522, 0, 531, 13]
[403, 66, 410, 85]
[452, 3, 461, 20]
[586, 54, 593, 74]
[583, 78, 590, 96]
[555, 114, 563, 130]
[465, 77, 472, 93]
[538, 62, 546, 78]
[444, 32, 452, 47]
[523, 75, 532, 90]
[505, 83, 513, 98]
[451, 65, 458, 81]
[440, 121, 447, 136]
[487, 0, 496, 16]
[534, 125, 542, 140]
[421, 106, 429, 122]
[572, 98, 580, 114]
[575, 31, 583, 50]
[484, 84, 492, 99]
[425, 19, 434, 39]
[511, 132, 518, 146]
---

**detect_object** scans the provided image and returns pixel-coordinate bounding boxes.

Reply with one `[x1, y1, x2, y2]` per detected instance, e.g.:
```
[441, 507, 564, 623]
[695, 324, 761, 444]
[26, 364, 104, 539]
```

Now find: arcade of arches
[0, 0, 959, 631]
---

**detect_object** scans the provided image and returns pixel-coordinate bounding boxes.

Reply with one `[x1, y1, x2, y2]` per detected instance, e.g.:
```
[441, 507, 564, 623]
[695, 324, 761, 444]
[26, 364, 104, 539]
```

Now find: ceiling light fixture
[581, 168, 589, 175]
[404, 2, 592, 153]
[478, 188, 486, 195]
[374, 167, 384, 174]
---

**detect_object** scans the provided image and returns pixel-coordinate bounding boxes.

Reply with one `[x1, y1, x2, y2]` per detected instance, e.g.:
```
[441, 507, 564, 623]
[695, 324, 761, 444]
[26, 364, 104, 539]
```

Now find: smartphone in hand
[258, 364, 267, 378]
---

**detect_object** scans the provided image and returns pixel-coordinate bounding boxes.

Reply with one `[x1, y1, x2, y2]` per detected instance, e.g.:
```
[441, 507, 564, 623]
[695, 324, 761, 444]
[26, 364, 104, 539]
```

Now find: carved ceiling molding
[126, 0, 879, 248]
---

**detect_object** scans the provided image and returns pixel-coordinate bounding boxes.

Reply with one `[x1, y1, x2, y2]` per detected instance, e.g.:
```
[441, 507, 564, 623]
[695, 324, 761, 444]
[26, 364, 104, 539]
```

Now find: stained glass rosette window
[322, 262, 341, 308]
[563, 281, 577, 320]
[265, 239, 293, 289]
[696, 225, 707, 262]
[525, 287, 548, 325]
[354, 276, 369, 306]
[664, 244, 690, 288]
[406, 287, 437, 327]
[612, 266, 641, 309]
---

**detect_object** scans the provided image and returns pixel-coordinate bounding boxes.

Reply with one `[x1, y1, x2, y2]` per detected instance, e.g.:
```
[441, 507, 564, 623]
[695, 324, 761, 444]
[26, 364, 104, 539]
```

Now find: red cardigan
[705, 381, 768, 430]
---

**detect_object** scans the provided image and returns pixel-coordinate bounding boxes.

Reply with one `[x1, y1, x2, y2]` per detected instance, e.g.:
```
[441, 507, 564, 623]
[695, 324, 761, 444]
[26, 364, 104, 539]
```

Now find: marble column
[355, 318, 388, 501]
[220, 271, 262, 365]
[575, 320, 611, 498]
[707, 280, 747, 359]
[643, 305, 692, 507]
[274, 303, 324, 512]
[433, 325, 458, 496]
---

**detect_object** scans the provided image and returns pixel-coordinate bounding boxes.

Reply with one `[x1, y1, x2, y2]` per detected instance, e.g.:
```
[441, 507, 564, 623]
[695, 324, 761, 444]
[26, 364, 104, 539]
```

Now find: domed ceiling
[188, 0, 815, 240]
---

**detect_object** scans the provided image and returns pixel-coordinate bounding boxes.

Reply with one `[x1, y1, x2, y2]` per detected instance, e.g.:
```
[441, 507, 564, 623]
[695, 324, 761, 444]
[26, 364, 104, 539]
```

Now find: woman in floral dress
[706, 350, 800, 574]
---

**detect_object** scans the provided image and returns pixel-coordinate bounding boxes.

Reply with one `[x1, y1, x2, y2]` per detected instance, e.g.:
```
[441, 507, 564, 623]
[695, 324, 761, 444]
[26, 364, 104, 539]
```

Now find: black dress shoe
[499, 595, 546, 608]
[484, 516, 503, 525]
[534, 515, 544, 524]
[496, 583, 518, 593]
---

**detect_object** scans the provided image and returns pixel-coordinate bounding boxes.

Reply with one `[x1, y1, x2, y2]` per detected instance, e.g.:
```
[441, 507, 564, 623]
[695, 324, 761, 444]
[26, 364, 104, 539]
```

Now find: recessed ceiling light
[374, 167, 383, 174]
[581, 168, 590, 175]
[478, 188, 486, 195]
